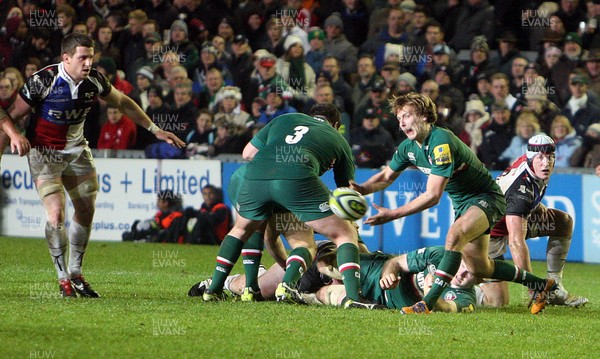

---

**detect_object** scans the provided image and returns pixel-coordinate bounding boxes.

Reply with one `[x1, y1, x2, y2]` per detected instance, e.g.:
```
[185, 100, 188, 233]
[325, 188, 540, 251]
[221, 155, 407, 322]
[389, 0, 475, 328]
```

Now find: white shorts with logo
[28, 143, 96, 181]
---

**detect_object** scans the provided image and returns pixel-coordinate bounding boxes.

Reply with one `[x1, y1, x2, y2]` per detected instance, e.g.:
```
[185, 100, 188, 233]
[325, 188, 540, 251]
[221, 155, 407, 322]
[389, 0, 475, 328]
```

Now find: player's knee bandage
[37, 179, 64, 198]
[67, 178, 99, 200]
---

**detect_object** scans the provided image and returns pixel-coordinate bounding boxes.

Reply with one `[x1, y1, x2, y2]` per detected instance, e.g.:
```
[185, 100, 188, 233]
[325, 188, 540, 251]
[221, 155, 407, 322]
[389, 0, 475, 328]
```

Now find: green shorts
[236, 177, 332, 222]
[453, 192, 506, 233]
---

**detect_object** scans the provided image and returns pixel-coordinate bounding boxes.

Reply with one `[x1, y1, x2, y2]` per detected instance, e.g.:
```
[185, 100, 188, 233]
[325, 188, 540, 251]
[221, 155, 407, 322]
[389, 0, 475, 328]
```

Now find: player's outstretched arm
[350, 166, 400, 195]
[4, 97, 31, 156]
[102, 88, 185, 148]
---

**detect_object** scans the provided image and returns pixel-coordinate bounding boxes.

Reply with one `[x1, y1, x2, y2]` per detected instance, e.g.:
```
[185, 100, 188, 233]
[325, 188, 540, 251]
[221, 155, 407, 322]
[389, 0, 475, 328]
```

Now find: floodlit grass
[1, 237, 599, 358]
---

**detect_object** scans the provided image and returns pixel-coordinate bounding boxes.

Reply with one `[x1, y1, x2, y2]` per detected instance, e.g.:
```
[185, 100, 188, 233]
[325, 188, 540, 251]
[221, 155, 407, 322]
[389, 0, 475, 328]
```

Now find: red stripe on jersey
[435, 270, 454, 282]
[30, 116, 69, 149]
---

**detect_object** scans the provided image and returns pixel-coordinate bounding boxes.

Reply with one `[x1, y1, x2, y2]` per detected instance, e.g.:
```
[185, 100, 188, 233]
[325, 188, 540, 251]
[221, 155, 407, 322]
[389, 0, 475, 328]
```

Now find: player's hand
[348, 180, 367, 195]
[10, 134, 30, 156]
[379, 272, 399, 290]
[364, 203, 396, 225]
[155, 130, 186, 148]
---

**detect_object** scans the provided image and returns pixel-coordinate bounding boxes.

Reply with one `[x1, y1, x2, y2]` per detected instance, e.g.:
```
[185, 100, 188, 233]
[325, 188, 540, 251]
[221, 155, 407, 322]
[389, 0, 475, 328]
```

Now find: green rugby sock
[422, 250, 462, 309]
[282, 247, 312, 288]
[337, 242, 361, 301]
[208, 235, 244, 293]
[242, 232, 264, 292]
[492, 260, 547, 291]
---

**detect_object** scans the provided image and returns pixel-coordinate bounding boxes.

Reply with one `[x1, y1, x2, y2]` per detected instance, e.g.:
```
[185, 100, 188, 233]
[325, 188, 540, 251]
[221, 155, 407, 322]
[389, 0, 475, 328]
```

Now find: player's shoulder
[27, 64, 60, 84]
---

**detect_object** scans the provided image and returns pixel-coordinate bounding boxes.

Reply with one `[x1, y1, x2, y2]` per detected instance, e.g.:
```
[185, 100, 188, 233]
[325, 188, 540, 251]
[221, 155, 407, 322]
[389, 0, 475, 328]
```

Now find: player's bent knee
[67, 178, 99, 200]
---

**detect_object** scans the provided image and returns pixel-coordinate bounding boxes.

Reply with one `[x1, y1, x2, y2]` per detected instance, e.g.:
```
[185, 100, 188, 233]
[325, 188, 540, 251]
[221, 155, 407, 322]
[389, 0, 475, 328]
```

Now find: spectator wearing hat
[569, 122, 600, 167]
[168, 19, 200, 76]
[256, 83, 297, 125]
[555, 0, 587, 34]
[463, 95, 491, 154]
[246, 52, 291, 108]
[321, 55, 354, 114]
[361, 7, 414, 70]
[498, 111, 542, 166]
[523, 75, 561, 134]
[350, 109, 395, 168]
[212, 35, 233, 68]
[306, 27, 327, 75]
[473, 73, 494, 109]
[584, 48, 600, 95]
[553, 32, 586, 105]
[214, 86, 252, 134]
[242, 10, 269, 51]
[352, 55, 381, 106]
[549, 115, 582, 168]
[128, 31, 162, 84]
[96, 56, 133, 95]
[276, 35, 316, 107]
[561, 72, 600, 136]
[539, 45, 562, 80]
[353, 79, 400, 143]
[396, 71, 417, 95]
[426, 43, 462, 83]
[120, 10, 148, 85]
[144, 0, 179, 35]
[447, 0, 495, 51]
[338, 0, 370, 47]
[97, 104, 137, 150]
[324, 12, 358, 76]
[230, 34, 254, 91]
[265, 17, 286, 58]
[433, 65, 465, 115]
[193, 44, 233, 95]
[459, 35, 494, 96]
[489, 30, 524, 77]
[130, 66, 155, 112]
[217, 17, 237, 53]
[479, 101, 515, 169]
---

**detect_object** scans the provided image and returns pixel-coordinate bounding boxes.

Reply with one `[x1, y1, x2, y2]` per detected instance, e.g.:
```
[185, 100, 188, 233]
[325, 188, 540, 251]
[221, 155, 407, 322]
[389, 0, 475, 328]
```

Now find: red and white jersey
[20, 62, 112, 150]
[490, 155, 548, 237]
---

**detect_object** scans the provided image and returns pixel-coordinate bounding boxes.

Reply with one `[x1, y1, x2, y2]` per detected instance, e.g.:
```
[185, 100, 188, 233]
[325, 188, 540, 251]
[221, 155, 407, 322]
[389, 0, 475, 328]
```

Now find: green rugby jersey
[246, 113, 355, 186]
[360, 246, 476, 311]
[389, 126, 502, 205]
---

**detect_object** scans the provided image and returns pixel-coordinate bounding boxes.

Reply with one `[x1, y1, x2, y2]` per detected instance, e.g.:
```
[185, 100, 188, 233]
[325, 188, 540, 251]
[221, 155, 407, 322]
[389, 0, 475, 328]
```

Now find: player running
[351, 93, 555, 314]
[7, 33, 184, 298]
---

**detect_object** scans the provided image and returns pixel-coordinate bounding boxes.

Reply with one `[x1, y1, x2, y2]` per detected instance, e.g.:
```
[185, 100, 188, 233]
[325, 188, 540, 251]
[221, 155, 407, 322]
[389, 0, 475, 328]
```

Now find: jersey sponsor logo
[48, 108, 90, 122]
[433, 144, 452, 165]
[319, 202, 330, 212]
[444, 291, 457, 301]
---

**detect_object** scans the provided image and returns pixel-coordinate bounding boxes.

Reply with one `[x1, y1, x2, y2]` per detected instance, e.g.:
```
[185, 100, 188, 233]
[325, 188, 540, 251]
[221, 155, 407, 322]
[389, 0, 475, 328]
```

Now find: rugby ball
[329, 187, 368, 220]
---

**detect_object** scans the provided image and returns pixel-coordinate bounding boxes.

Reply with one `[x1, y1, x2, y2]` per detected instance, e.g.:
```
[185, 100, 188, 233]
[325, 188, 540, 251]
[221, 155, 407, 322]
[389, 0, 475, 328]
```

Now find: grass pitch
[1, 237, 599, 359]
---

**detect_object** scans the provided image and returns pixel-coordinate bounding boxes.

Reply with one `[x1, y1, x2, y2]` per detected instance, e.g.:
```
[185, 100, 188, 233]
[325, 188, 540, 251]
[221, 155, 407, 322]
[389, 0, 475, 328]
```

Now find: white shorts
[28, 143, 96, 181]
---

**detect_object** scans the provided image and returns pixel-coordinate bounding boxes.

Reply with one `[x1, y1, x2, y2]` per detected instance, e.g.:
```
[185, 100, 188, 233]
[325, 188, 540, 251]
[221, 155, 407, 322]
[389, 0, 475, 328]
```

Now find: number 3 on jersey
[285, 126, 309, 144]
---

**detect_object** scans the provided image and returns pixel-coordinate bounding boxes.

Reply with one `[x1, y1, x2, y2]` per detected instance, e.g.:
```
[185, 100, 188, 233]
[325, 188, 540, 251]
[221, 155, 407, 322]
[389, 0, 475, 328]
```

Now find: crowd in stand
[1, 0, 599, 170]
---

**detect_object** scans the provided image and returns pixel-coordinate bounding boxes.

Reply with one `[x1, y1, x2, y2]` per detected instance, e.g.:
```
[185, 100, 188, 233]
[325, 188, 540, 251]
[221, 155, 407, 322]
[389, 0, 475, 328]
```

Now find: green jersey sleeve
[249, 120, 275, 150]
[440, 287, 476, 313]
[388, 140, 412, 172]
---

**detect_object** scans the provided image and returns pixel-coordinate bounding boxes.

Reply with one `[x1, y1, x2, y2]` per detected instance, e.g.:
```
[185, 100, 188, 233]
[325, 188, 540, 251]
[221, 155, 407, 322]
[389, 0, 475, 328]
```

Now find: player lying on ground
[191, 242, 478, 313]
[351, 93, 555, 314]
[479, 134, 588, 308]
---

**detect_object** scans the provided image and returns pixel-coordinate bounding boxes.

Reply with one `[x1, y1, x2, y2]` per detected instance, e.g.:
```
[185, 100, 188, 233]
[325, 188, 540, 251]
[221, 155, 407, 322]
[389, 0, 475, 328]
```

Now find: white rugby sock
[546, 236, 571, 283]
[68, 221, 91, 277]
[46, 223, 68, 279]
